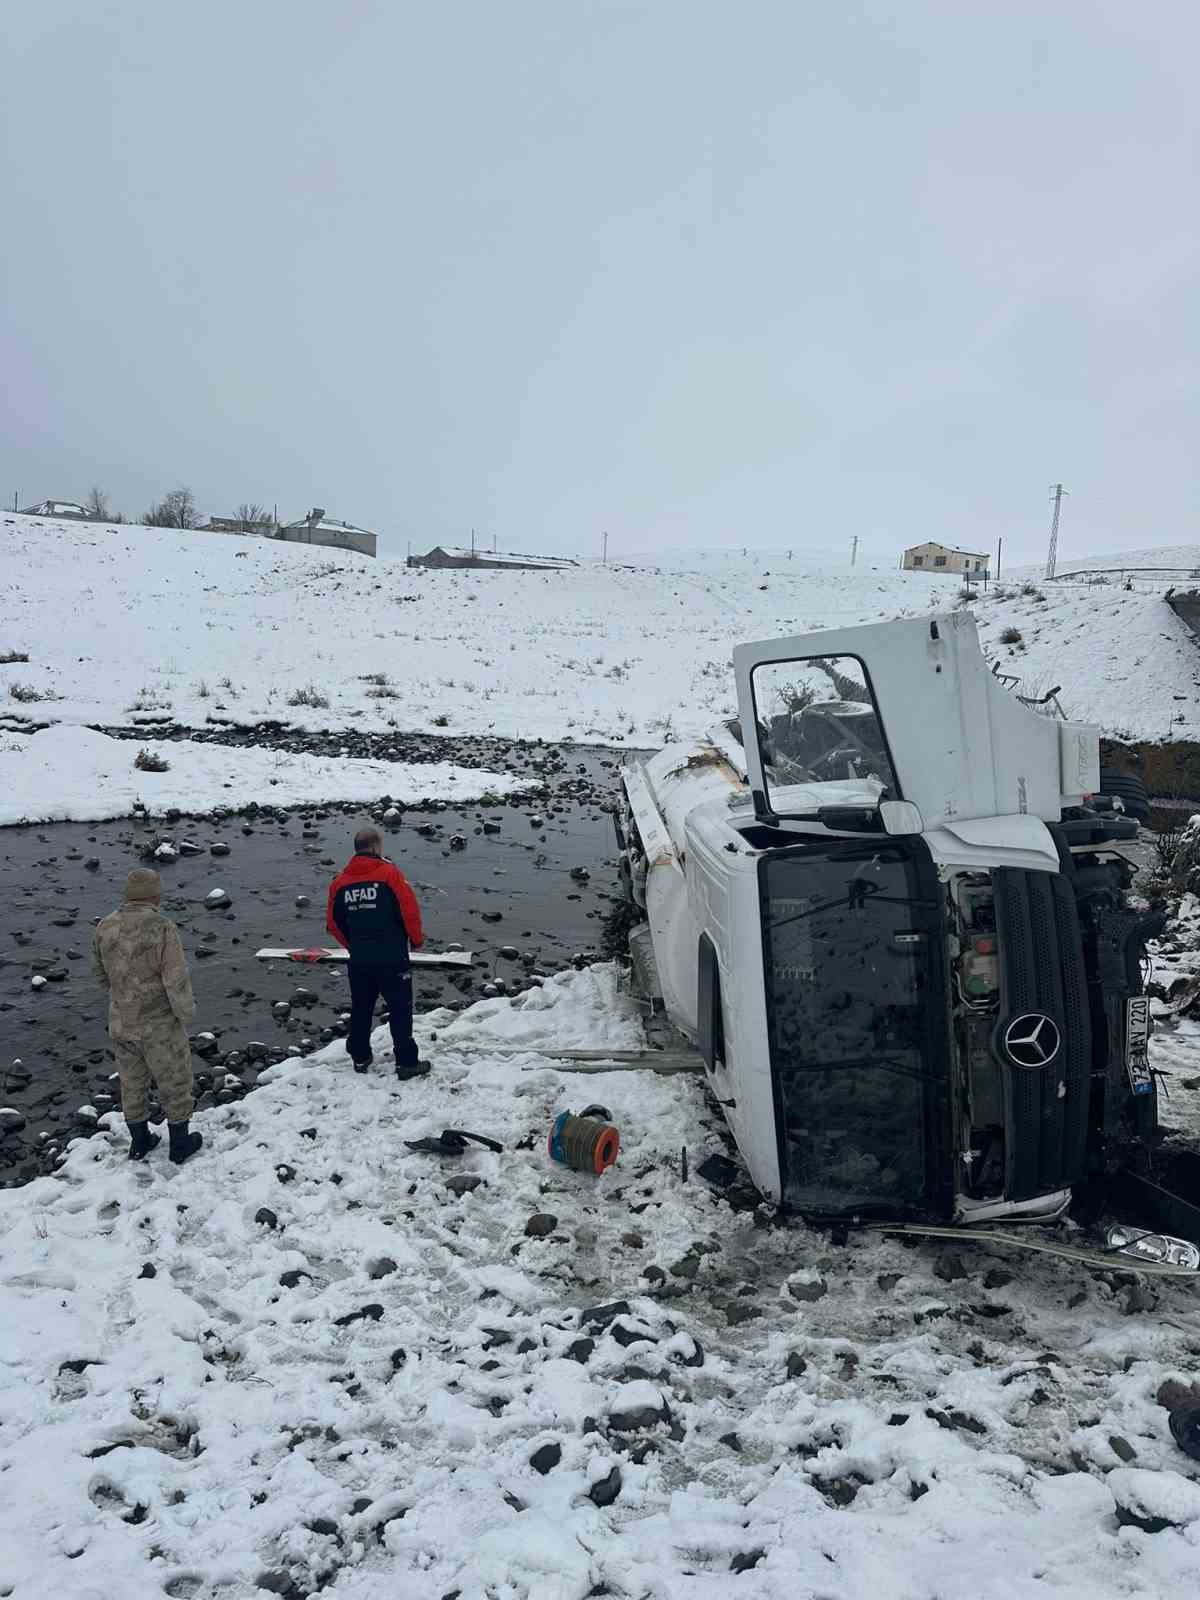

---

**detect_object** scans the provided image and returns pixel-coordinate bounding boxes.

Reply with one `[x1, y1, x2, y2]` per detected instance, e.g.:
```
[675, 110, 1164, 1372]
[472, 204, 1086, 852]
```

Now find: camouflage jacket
[91, 902, 195, 1038]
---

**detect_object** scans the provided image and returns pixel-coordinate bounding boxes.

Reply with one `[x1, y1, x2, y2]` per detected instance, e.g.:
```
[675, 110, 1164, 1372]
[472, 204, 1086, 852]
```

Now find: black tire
[1098, 769, 1149, 823]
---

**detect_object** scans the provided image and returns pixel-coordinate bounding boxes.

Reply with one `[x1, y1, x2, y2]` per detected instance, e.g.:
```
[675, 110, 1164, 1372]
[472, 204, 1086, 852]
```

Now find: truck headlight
[1106, 1225, 1200, 1270]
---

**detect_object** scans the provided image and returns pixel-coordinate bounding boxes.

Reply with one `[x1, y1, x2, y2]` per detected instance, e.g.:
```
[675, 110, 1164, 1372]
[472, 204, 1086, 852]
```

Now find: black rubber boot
[168, 1120, 203, 1165]
[395, 1060, 431, 1082]
[352, 1054, 374, 1074]
[128, 1120, 161, 1161]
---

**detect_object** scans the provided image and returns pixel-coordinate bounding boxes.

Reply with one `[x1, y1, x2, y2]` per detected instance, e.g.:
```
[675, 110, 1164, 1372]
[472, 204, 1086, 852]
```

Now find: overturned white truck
[616, 611, 1192, 1255]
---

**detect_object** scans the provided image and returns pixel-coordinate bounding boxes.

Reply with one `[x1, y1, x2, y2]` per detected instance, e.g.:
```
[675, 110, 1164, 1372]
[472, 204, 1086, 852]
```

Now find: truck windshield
[751, 654, 899, 815]
[760, 841, 940, 1214]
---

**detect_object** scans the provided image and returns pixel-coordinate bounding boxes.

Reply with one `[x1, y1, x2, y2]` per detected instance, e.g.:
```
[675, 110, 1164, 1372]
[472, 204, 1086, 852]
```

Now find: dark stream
[0, 739, 627, 1185]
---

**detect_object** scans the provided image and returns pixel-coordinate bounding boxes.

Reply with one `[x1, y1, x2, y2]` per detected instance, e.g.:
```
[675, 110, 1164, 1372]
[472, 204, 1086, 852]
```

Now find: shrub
[431, 712, 449, 727]
[1020, 582, 1043, 599]
[1000, 626, 1023, 645]
[287, 685, 330, 709]
[134, 748, 170, 772]
[8, 682, 57, 703]
[959, 586, 978, 604]
[0, 651, 29, 665]
[777, 682, 816, 714]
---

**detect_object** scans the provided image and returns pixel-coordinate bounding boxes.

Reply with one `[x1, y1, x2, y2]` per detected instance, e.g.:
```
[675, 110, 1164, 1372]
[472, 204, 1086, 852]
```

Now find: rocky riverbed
[0, 736, 628, 1185]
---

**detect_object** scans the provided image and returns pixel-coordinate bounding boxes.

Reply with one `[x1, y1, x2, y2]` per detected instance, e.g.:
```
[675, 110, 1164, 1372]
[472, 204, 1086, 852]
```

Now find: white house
[902, 541, 990, 579]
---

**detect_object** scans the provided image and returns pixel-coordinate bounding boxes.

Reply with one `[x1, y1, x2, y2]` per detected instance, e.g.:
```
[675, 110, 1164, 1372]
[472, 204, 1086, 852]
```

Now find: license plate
[1126, 996, 1152, 1095]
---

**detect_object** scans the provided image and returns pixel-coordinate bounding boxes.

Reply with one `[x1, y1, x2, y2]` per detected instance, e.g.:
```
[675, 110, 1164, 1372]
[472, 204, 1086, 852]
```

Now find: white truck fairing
[733, 609, 1098, 827]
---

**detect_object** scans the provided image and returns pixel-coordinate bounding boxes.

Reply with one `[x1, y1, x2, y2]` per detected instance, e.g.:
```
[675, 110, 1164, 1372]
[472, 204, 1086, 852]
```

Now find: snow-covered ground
[3, 514, 1197, 761]
[0, 725, 526, 826]
[3, 965, 1200, 1600]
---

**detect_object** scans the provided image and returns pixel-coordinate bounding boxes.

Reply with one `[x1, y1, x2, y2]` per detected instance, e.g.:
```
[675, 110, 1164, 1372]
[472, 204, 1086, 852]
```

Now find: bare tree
[235, 502, 271, 530]
[83, 485, 111, 521]
[143, 486, 198, 529]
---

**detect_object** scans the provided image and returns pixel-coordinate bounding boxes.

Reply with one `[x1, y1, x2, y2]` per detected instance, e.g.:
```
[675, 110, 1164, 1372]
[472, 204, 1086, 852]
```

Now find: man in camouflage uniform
[91, 867, 203, 1164]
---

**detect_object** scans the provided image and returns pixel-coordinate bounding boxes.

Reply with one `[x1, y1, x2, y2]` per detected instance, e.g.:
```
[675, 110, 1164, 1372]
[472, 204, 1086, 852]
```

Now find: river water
[0, 741, 626, 1184]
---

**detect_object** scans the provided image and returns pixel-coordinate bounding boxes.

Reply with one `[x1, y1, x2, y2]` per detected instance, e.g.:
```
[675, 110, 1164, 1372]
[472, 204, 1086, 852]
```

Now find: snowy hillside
[3, 513, 1197, 762]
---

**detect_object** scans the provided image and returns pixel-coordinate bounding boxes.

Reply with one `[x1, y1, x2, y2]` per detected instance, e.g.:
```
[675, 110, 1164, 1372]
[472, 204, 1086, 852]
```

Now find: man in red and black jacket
[326, 827, 429, 1079]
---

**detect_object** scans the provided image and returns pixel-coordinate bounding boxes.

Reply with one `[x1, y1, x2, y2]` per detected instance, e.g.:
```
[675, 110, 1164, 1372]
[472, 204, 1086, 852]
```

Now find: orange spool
[548, 1111, 620, 1174]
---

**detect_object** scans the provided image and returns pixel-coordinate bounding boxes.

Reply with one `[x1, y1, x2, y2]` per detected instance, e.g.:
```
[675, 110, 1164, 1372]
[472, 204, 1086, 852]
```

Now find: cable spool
[547, 1109, 620, 1175]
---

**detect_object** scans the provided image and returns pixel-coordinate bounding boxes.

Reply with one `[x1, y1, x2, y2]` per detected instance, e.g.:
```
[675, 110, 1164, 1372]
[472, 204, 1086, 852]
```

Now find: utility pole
[470, 527, 476, 554]
[492, 531, 497, 553]
[850, 536, 859, 567]
[1044, 484, 1067, 580]
[996, 536, 1002, 582]
[601, 530, 608, 565]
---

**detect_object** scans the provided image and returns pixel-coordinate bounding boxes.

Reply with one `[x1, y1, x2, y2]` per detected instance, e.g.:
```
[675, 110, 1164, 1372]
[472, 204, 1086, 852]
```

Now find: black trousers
[347, 963, 418, 1067]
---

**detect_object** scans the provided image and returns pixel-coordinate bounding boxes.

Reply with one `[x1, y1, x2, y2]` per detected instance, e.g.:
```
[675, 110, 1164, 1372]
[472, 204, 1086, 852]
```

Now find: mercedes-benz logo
[1004, 1013, 1062, 1068]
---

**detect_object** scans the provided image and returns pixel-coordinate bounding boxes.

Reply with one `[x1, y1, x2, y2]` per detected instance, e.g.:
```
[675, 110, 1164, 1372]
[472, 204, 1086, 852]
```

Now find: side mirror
[880, 800, 923, 837]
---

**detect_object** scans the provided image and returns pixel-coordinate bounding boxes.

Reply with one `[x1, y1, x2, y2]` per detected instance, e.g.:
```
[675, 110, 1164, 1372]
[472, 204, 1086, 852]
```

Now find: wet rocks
[205, 888, 232, 909]
[210, 841, 231, 856]
[446, 1173, 483, 1196]
[524, 1213, 558, 1238]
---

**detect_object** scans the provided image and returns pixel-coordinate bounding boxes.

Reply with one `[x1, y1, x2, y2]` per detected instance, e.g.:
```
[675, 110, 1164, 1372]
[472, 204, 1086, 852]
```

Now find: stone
[529, 1441, 561, 1475]
[254, 1207, 280, 1230]
[368, 1257, 397, 1280]
[1110, 1467, 1200, 1533]
[524, 1213, 558, 1238]
[934, 1252, 969, 1283]
[446, 1173, 483, 1196]
[334, 1303, 384, 1327]
[138, 1263, 157, 1279]
[730, 1550, 764, 1573]
[1109, 1435, 1138, 1463]
[566, 1338, 594, 1364]
[206, 888, 232, 909]
[785, 1351, 807, 1379]
[1158, 1379, 1200, 1411]
[588, 1464, 622, 1507]
[579, 1300, 631, 1332]
[210, 842, 231, 856]
[788, 1275, 827, 1303]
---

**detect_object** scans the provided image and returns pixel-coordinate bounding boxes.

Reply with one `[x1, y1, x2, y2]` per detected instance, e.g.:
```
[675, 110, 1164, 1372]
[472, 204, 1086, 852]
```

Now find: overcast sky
[2, 1, 1196, 564]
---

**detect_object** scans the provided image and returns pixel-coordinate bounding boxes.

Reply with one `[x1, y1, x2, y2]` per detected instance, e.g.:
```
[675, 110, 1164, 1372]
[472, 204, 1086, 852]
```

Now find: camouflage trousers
[112, 1017, 194, 1124]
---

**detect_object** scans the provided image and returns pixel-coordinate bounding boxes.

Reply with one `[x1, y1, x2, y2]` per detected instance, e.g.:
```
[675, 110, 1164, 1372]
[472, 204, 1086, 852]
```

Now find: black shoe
[352, 1055, 374, 1074]
[128, 1120, 161, 1161]
[395, 1059, 431, 1081]
[168, 1121, 203, 1165]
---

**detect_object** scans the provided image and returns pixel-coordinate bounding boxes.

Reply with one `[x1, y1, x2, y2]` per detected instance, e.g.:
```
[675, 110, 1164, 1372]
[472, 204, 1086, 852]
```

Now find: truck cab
[617, 611, 1162, 1227]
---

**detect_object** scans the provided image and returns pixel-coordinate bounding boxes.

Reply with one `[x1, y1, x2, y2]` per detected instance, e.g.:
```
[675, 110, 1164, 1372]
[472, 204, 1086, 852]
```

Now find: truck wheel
[1098, 769, 1150, 823]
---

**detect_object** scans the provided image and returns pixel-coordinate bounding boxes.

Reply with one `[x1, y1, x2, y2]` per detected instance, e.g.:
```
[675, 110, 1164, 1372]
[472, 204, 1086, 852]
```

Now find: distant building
[902, 541, 990, 580]
[276, 508, 377, 558]
[19, 499, 90, 519]
[408, 545, 577, 571]
[206, 515, 276, 535]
